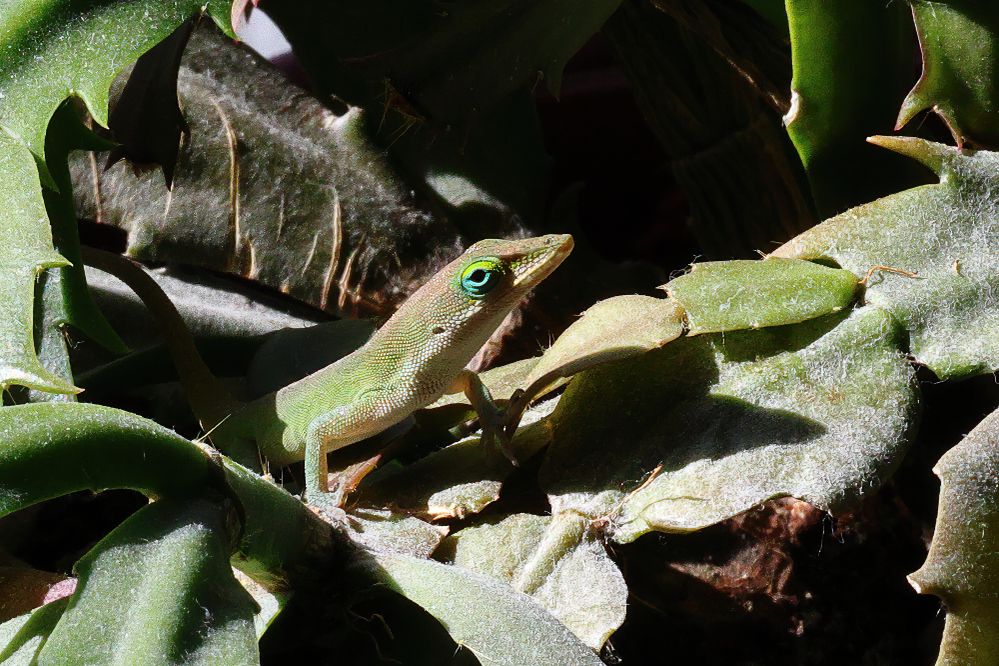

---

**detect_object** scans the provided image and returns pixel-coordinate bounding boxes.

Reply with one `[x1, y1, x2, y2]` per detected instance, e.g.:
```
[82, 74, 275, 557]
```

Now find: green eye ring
[460, 259, 503, 298]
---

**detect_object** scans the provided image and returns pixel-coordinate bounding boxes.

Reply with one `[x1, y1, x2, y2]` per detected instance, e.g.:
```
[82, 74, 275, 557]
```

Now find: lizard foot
[304, 490, 348, 525]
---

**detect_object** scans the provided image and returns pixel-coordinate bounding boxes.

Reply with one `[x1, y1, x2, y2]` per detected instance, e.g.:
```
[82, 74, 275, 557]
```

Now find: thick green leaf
[0, 1, 234, 395]
[41, 102, 128, 357]
[0, 133, 73, 395]
[0, 1, 231, 166]
[0, 598, 68, 664]
[898, 1, 999, 148]
[24, 103, 116, 401]
[443, 512, 627, 650]
[0, 403, 221, 516]
[23, 270, 75, 404]
[220, 457, 331, 589]
[5, 107, 116, 402]
[0, 402, 332, 587]
[541, 307, 917, 540]
[908, 406, 999, 666]
[39, 498, 258, 665]
[773, 137, 999, 379]
[231, 569, 285, 639]
[363, 552, 603, 666]
[665, 258, 858, 334]
[784, 0, 926, 214]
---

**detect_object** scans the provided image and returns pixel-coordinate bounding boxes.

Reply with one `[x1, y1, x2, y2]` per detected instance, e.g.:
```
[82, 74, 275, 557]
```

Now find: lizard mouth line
[512, 234, 574, 289]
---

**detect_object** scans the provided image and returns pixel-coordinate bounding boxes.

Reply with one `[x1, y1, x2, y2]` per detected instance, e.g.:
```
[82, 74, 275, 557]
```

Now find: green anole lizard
[83, 235, 573, 516]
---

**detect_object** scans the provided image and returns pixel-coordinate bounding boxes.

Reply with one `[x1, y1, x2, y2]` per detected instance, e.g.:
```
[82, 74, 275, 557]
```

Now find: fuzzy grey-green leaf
[444, 512, 627, 650]
[541, 307, 917, 540]
[774, 137, 999, 380]
[365, 552, 604, 666]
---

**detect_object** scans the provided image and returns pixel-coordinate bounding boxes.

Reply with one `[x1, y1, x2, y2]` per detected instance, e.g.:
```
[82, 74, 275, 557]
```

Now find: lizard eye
[460, 260, 502, 298]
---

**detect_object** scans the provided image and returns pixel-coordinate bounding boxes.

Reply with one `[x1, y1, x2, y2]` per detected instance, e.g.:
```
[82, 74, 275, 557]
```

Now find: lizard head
[421, 233, 572, 352]
[453, 234, 574, 305]
[376, 234, 573, 380]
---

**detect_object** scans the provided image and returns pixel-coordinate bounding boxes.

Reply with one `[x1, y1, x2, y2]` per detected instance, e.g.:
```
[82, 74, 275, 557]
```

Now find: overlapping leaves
[3, 0, 998, 661]
[71, 24, 466, 319]
[0, 0, 233, 394]
[774, 137, 999, 380]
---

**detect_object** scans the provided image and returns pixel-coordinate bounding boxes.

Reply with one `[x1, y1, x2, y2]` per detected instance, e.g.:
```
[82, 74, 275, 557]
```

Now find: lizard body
[84, 235, 573, 513]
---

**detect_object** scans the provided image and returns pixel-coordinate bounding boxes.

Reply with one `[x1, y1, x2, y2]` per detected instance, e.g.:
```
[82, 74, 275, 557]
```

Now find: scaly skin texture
[218, 235, 574, 508]
[85, 236, 573, 514]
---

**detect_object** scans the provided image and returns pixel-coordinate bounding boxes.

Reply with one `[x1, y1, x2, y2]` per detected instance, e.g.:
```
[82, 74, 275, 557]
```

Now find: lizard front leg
[450, 369, 518, 466]
[303, 418, 349, 523]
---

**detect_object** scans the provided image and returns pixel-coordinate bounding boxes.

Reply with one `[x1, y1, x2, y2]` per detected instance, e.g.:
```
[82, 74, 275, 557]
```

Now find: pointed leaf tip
[867, 136, 951, 175]
[895, 89, 927, 132]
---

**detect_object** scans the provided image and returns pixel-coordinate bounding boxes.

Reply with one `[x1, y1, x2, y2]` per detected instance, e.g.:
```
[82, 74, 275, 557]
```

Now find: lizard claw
[480, 408, 519, 467]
